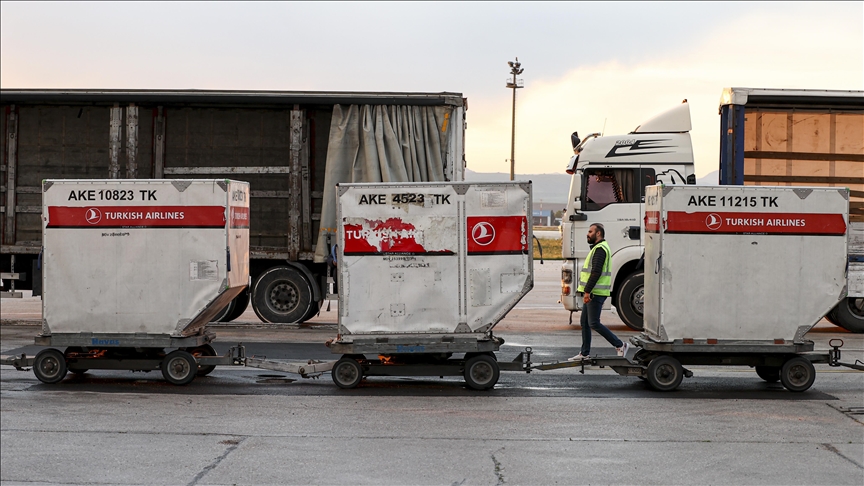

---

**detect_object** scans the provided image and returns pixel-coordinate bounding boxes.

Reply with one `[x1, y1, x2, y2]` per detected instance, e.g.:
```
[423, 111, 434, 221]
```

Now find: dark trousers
[580, 294, 623, 355]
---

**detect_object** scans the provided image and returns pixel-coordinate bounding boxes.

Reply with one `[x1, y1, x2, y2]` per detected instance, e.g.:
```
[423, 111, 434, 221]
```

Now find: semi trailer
[0, 89, 466, 324]
[718, 87, 864, 332]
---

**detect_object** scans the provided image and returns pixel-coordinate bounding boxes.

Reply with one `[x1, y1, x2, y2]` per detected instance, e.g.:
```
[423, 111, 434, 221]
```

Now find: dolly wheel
[780, 357, 816, 392]
[464, 355, 500, 390]
[187, 344, 218, 377]
[34, 349, 68, 384]
[332, 357, 363, 389]
[646, 355, 683, 391]
[161, 350, 197, 385]
[755, 366, 780, 383]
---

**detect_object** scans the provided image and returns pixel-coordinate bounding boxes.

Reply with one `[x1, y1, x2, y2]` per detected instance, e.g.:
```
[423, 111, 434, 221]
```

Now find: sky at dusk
[2, 1, 861, 178]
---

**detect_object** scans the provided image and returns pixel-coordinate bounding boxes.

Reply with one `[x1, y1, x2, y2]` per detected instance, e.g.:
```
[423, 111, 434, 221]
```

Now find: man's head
[586, 223, 605, 245]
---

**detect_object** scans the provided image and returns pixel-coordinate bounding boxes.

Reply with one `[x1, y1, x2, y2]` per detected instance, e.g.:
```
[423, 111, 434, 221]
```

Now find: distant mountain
[464, 169, 571, 209]
[463, 169, 719, 210]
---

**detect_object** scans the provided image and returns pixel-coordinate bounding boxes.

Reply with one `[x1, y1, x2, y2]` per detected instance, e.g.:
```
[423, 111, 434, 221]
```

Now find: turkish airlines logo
[705, 213, 722, 231]
[471, 221, 496, 246]
[85, 208, 102, 224]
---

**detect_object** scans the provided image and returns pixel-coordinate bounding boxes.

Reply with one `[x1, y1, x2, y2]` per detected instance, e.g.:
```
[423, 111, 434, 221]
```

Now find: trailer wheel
[224, 291, 250, 322]
[161, 350, 197, 385]
[755, 365, 780, 383]
[64, 347, 89, 374]
[251, 266, 313, 324]
[187, 344, 217, 377]
[646, 356, 683, 391]
[34, 349, 68, 384]
[780, 357, 816, 392]
[332, 357, 363, 389]
[831, 298, 864, 333]
[616, 272, 644, 331]
[464, 355, 500, 390]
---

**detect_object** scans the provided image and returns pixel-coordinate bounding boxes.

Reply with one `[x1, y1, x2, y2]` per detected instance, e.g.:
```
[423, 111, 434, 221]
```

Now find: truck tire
[464, 355, 500, 390]
[831, 298, 864, 333]
[780, 357, 816, 392]
[251, 266, 313, 324]
[616, 272, 645, 331]
[161, 350, 197, 385]
[212, 300, 236, 323]
[34, 348, 68, 384]
[646, 355, 683, 391]
[224, 291, 250, 322]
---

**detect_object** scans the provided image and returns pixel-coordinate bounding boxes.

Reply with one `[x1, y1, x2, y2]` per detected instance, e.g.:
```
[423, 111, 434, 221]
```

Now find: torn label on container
[190, 260, 219, 281]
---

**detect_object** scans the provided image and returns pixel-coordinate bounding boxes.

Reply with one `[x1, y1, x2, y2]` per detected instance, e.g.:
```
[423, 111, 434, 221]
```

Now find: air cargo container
[643, 185, 848, 342]
[328, 181, 533, 389]
[25, 179, 249, 385]
[0, 89, 465, 324]
[42, 178, 249, 335]
[718, 87, 864, 332]
[618, 184, 854, 391]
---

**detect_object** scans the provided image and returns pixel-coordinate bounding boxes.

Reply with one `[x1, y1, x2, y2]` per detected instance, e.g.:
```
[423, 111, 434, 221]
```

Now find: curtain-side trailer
[0, 89, 466, 324]
[718, 87, 864, 332]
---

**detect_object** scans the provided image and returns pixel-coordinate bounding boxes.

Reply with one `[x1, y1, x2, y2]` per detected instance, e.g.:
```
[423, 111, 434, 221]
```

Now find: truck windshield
[583, 168, 655, 210]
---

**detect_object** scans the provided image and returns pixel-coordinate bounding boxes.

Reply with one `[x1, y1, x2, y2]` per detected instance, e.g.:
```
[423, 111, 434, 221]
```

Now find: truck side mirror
[571, 132, 581, 150]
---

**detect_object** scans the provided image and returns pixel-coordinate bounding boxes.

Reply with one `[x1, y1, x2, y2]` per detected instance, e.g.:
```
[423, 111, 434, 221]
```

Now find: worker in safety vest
[568, 223, 628, 361]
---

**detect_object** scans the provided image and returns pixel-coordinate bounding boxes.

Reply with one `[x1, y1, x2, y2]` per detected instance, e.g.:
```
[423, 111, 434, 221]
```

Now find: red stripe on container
[664, 211, 846, 235]
[47, 206, 226, 228]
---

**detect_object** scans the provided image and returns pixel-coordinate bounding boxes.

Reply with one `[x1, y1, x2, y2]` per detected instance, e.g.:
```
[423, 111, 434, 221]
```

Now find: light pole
[506, 58, 524, 181]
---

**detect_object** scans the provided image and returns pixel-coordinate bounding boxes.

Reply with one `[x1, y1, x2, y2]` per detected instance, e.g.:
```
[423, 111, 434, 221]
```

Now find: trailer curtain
[314, 104, 454, 262]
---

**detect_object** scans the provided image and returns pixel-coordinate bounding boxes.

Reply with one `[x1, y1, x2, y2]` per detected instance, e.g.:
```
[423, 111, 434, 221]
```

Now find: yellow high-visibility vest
[577, 240, 612, 296]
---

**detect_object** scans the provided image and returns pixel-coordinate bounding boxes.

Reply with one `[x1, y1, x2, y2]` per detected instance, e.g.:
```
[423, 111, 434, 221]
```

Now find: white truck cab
[560, 101, 696, 330]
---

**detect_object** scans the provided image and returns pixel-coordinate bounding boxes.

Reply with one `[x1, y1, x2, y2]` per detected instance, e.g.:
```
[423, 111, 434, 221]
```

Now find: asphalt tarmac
[2, 262, 862, 485]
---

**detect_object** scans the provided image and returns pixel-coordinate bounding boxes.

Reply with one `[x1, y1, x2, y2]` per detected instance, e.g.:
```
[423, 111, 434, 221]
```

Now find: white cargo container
[42, 179, 250, 338]
[336, 181, 532, 337]
[643, 185, 848, 343]
[327, 181, 532, 389]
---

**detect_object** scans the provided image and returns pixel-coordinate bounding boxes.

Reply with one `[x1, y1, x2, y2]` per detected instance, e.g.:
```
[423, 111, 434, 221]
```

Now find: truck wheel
[831, 298, 864, 333]
[64, 347, 89, 374]
[646, 355, 683, 391]
[300, 300, 323, 322]
[332, 357, 363, 389]
[616, 272, 645, 331]
[34, 349, 68, 384]
[161, 350, 197, 385]
[224, 291, 250, 322]
[755, 365, 780, 383]
[186, 344, 217, 377]
[251, 266, 314, 324]
[212, 299, 236, 323]
[780, 357, 816, 392]
[464, 355, 500, 390]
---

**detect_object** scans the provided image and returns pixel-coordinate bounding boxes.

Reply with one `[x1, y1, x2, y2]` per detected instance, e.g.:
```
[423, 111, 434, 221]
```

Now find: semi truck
[559, 100, 696, 331]
[559, 88, 864, 333]
[0, 89, 466, 324]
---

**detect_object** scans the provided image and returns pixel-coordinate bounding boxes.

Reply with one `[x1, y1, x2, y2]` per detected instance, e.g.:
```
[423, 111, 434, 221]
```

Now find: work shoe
[616, 342, 630, 357]
[567, 354, 589, 362]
